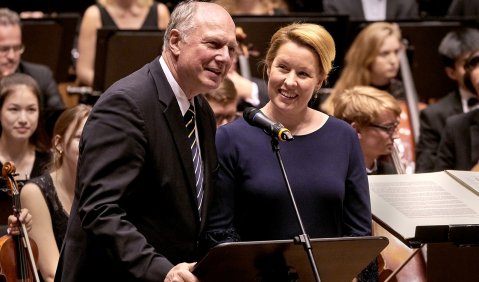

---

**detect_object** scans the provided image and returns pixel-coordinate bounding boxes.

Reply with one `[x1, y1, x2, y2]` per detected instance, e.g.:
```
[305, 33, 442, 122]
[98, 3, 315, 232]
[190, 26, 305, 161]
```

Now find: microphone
[243, 107, 294, 142]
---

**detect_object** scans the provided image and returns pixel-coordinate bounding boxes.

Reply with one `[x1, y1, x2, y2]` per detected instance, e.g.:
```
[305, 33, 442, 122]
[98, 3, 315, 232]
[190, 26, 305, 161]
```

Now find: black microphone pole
[270, 138, 321, 282]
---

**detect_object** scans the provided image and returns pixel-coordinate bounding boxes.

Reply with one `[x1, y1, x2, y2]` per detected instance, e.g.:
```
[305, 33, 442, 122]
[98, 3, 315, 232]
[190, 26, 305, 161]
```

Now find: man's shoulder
[18, 61, 54, 77]
[422, 91, 462, 115]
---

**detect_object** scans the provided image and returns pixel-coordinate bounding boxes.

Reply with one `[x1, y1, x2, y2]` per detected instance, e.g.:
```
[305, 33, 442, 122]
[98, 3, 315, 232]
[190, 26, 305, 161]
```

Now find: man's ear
[444, 66, 459, 81]
[168, 29, 182, 56]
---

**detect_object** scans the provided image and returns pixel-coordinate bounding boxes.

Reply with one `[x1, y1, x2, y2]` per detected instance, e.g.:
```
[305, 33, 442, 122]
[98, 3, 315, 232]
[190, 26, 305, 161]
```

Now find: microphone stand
[270, 138, 321, 282]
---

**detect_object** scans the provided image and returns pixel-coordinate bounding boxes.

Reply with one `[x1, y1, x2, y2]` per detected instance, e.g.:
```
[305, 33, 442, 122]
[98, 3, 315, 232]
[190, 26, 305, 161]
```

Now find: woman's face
[267, 40, 324, 113]
[359, 110, 399, 160]
[370, 35, 401, 85]
[0, 85, 39, 142]
[62, 116, 87, 172]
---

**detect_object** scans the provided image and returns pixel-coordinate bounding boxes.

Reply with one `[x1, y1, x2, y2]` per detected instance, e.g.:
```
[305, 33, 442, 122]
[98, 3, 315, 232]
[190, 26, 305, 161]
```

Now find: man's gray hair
[0, 8, 21, 26]
[162, 0, 199, 52]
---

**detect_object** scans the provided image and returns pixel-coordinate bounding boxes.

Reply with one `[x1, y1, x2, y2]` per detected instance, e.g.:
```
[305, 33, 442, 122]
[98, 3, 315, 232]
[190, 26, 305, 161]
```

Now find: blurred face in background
[468, 55, 479, 95]
[0, 24, 22, 77]
[358, 110, 400, 161]
[0, 85, 39, 142]
[370, 35, 401, 86]
[207, 100, 237, 127]
[59, 116, 87, 175]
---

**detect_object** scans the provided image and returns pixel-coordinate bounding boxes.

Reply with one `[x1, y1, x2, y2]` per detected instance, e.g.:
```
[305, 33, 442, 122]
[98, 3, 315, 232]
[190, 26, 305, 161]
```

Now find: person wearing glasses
[333, 86, 402, 175]
[0, 8, 65, 138]
[435, 49, 479, 171]
[203, 76, 239, 127]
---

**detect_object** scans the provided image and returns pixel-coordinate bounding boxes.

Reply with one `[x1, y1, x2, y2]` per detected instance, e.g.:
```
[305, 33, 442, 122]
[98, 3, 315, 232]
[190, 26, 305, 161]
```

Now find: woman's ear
[351, 121, 362, 139]
[53, 135, 63, 154]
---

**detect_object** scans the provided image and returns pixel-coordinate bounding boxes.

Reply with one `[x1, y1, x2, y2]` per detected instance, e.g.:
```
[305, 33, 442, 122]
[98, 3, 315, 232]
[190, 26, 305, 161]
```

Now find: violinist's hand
[164, 262, 199, 282]
[7, 208, 32, 235]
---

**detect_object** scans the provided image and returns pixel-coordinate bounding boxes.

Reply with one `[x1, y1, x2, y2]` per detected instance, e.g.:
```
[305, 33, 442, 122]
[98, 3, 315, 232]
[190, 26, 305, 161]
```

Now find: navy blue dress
[207, 116, 372, 241]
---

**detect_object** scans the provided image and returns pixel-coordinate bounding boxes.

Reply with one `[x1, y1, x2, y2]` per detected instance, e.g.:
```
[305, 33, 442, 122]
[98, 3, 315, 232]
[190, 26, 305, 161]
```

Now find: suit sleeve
[434, 116, 457, 171]
[415, 109, 441, 172]
[76, 91, 173, 280]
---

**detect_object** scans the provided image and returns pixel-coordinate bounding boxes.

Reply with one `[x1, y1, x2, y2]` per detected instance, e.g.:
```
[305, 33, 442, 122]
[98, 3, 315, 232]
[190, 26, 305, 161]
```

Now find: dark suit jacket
[415, 90, 463, 172]
[18, 61, 65, 113]
[447, 0, 479, 18]
[323, 0, 419, 20]
[435, 109, 479, 171]
[55, 58, 218, 281]
[18, 61, 65, 135]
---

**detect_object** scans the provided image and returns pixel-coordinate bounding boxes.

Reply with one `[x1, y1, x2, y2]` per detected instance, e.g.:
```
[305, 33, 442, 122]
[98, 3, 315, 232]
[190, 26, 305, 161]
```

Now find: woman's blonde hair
[333, 86, 401, 127]
[322, 22, 402, 115]
[263, 22, 336, 83]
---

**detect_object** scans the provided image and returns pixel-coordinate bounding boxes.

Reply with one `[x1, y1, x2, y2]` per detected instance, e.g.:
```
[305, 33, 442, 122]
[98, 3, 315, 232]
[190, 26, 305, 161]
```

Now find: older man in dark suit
[0, 8, 65, 134]
[54, 1, 237, 282]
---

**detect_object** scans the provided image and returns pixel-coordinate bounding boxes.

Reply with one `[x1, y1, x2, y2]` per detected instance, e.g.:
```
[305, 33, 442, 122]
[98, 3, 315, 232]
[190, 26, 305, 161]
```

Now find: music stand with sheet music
[193, 236, 388, 282]
[93, 28, 165, 92]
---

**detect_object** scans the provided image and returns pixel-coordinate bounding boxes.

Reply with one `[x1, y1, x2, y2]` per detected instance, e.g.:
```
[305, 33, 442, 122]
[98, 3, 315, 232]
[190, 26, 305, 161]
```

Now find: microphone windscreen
[243, 107, 259, 125]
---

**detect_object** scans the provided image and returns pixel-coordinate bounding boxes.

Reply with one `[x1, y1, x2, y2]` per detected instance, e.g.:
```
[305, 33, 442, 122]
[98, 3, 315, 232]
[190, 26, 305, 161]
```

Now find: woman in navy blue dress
[204, 23, 374, 280]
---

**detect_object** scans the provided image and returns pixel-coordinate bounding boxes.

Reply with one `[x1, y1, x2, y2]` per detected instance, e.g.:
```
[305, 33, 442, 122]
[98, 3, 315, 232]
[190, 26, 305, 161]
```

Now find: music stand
[22, 13, 80, 82]
[193, 236, 388, 282]
[93, 28, 164, 92]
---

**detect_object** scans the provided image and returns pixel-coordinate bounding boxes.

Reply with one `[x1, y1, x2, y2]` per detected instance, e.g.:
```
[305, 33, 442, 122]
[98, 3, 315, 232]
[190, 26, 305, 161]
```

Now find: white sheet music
[368, 171, 479, 240]
[445, 170, 479, 196]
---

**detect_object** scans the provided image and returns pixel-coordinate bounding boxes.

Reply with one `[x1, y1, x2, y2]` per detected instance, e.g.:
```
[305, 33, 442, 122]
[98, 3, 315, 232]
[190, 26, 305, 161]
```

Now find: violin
[0, 162, 40, 282]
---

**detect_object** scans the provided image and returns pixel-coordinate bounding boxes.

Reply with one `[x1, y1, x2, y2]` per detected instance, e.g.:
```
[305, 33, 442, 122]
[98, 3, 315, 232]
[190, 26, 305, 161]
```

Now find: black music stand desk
[193, 236, 388, 282]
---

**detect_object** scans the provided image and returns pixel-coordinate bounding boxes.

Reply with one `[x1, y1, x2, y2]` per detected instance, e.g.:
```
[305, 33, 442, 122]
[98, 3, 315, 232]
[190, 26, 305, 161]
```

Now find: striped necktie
[184, 104, 204, 216]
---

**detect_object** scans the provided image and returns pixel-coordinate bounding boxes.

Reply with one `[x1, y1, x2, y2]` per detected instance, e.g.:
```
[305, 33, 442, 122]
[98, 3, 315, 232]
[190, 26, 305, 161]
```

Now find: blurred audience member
[76, 0, 171, 87]
[418, 0, 453, 17]
[435, 50, 479, 171]
[21, 104, 91, 282]
[212, 0, 289, 15]
[322, 22, 404, 115]
[204, 77, 239, 127]
[416, 28, 479, 172]
[447, 0, 479, 18]
[227, 26, 269, 111]
[323, 0, 419, 21]
[334, 86, 402, 174]
[0, 8, 65, 135]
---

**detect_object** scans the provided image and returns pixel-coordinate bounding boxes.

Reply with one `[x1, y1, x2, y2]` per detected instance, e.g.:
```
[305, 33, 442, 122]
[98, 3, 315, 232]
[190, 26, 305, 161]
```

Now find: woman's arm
[20, 182, 59, 282]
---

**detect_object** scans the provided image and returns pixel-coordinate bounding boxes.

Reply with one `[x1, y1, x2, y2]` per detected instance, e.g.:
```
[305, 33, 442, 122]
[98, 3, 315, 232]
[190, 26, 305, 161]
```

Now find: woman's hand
[7, 208, 32, 235]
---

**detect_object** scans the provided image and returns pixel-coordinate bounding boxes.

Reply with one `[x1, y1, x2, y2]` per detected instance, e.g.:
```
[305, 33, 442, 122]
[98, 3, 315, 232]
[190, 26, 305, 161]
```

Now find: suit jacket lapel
[148, 57, 201, 216]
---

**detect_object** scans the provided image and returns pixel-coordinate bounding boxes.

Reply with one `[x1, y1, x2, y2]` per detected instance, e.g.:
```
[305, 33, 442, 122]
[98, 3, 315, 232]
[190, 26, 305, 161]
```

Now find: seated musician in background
[76, 0, 171, 87]
[0, 73, 51, 186]
[21, 104, 91, 282]
[415, 27, 479, 172]
[0, 8, 65, 137]
[322, 0, 419, 21]
[203, 77, 239, 128]
[435, 50, 479, 171]
[333, 86, 402, 175]
[211, 0, 290, 15]
[227, 26, 269, 111]
[334, 86, 428, 281]
[321, 22, 417, 173]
